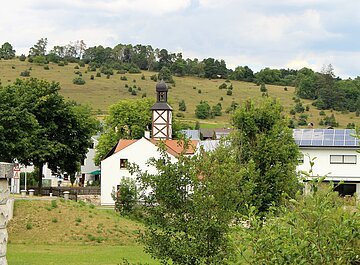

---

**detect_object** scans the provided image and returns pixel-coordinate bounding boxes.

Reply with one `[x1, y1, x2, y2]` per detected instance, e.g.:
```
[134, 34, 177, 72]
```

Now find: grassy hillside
[8, 199, 156, 265]
[0, 59, 357, 127]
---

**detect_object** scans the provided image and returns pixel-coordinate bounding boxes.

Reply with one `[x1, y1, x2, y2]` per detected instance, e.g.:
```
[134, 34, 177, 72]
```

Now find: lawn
[8, 244, 157, 265]
[7, 200, 158, 264]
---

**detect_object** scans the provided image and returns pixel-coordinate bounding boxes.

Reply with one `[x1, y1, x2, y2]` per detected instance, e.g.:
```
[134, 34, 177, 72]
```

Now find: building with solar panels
[294, 129, 360, 197]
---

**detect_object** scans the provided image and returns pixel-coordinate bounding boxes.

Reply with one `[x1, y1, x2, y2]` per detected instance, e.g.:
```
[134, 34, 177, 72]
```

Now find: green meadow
[0, 59, 357, 127]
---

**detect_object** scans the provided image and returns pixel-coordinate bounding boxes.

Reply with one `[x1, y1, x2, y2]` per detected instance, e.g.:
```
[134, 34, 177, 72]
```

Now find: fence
[23, 186, 101, 201]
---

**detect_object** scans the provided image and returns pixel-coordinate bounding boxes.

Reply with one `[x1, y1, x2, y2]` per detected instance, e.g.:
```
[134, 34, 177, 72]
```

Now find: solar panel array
[293, 129, 359, 147]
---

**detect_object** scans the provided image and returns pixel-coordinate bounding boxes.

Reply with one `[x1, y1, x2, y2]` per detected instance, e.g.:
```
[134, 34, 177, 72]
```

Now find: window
[63, 174, 68, 181]
[120, 159, 128, 169]
[89, 142, 94, 149]
[159, 92, 166, 102]
[330, 155, 357, 164]
[81, 159, 85, 166]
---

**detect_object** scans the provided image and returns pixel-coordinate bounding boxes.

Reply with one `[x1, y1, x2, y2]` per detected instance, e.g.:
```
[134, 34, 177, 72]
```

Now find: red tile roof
[112, 138, 198, 157]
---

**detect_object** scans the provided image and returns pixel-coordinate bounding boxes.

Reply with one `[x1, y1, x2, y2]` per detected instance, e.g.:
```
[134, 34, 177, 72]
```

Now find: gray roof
[180, 130, 201, 140]
[199, 140, 221, 152]
[293, 129, 359, 148]
[150, 102, 173, 110]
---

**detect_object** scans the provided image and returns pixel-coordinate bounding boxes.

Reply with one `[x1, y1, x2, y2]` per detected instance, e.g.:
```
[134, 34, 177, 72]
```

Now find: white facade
[100, 137, 177, 205]
[80, 136, 100, 186]
[297, 147, 360, 197]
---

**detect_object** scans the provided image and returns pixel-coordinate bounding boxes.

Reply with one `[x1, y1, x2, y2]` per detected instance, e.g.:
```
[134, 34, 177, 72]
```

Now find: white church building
[101, 81, 198, 205]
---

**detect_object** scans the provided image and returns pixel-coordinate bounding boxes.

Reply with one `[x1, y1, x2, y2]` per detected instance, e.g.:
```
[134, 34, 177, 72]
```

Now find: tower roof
[156, 80, 168, 92]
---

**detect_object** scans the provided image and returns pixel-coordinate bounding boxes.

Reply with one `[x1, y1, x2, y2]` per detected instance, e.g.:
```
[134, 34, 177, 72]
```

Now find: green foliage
[26, 223, 33, 230]
[237, 181, 360, 264]
[226, 89, 232, 96]
[29, 38, 48, 57]
[158, 66, 174, 83]
[178, 99, 186, 111]
[260, 83, 267, 92]
[96, 72, 101, 77]
[211, 103, 222, 116]
[131, 90, 137, 96]
[0, 42, 16, 59]
[20, 70, 30, 77]
[319, 110, 326, 116]
[218, 83, 227, 89]
[111, 178, 137, 215]
[120, 76, 127, 81]
[294, 102, 305, 113]
[322, 114, 339, 127]
[231, 99, 300, 213]
[19, 54, 26, 61]
[150, 74, 157, 82]
[90, 75, 94, 80]
[197, 89, 201, 94]
[131, 142, 240, 264]
[195, 101, 211, 119]
[73, 77, 86, 85]
[43, 65, 50, 70]
[95, 98, 154, 164]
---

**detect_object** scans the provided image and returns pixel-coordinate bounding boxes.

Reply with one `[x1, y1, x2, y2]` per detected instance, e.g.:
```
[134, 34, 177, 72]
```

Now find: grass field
[0, 59, 358, 127]
[7, 200, 157, 265]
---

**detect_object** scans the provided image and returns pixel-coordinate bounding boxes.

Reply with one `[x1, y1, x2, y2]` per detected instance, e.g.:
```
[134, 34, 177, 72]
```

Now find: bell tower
[151, 80, 173, 140]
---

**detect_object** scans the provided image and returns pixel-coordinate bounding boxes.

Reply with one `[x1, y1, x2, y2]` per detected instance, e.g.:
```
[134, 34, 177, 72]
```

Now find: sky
[1, 0, 359, 78]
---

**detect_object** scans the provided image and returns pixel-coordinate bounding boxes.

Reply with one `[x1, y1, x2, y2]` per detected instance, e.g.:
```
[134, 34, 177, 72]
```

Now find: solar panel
[293, 129, 359, 147]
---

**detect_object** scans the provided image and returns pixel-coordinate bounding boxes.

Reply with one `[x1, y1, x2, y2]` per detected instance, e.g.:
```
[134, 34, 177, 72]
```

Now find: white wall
[101, 138, 176, 205]
[297, 147, 360, 197]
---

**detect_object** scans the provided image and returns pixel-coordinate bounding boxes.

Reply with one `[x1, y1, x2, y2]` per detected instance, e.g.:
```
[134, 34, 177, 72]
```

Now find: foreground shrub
[237, 180, 360, 265]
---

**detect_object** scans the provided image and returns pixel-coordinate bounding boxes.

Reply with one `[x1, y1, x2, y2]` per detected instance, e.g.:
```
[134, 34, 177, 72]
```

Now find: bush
[120, 76, 127, 81]
[20, 70, 30, 77]
[294, 102, 305, 113]
[220, 97, 223, 101]
[128, 87, 132, 92]
[58, 62, 65, 66]
[78, 61, 85, 67]
[90, 75, 94, 80]
[100, 67, 113, 75]
[237, 181, 360, 264]
[131, 90, 137, 96]
[319, 110, 326, 116]
[111, 178, 137, 215]
[150, 74, 158, 82]
[193, 86, 197, 90]
[141, 74, 146, 80]
[284, 87, 288, 91]
[198, 89, 202, 94]
[96, 72, 101, 77]
[142, 93, 147, 98]
[176, 112, 185, 118]
[226, 89, 232, 96]
[117, 70, 127, 74]
[27, 57, 33, 63]
[43, 65, 50, 70]
[74, 65, 80, 69]
[195, 101, 211, 119]
[260, 83, 267, 92]
[179, 100, 186, 112]
[26, 223, 33, 230]
[19, 54, 26, 61]
[106, 74, 110, 79]
[128, 67, 141, 74]
[219, 83, 227, 89]
[73, 77, 86, 85]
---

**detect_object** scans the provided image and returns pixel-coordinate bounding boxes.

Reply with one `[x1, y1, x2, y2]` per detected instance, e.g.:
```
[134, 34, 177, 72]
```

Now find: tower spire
[151, 80, 173, 140]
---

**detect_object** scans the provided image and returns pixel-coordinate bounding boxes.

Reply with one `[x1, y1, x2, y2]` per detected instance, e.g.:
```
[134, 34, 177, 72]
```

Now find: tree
[158, 66, 174, 83]
[131, 141, 242, 264]
[94, 99, 154, 165]
[0, 78, 98, 193]
[178, 100, 186, 111]
[29, 38, 48, 56]
[195, 101, 211, 119]
[295, 67, 318, 99]
[231, 99, 300, 212]
[231, 65, 254, 82]
[260, 83, 267, 92]
[0, 42, 16, 59]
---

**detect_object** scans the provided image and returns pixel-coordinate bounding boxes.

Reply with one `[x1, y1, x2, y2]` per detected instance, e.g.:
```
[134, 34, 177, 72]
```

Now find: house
[79, 135, 100, 186]
[200, 128, 232, 140]
[294, 129, 360, 197]
[101, 80, 198, 205]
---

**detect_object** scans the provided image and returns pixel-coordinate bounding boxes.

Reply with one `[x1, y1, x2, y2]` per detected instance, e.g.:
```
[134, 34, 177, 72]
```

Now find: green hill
[0, 59, 357, 127]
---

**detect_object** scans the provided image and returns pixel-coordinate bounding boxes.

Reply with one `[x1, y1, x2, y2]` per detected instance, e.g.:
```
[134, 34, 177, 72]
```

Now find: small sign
[13, 171, 20, 179]
[13, 164, 20, 172]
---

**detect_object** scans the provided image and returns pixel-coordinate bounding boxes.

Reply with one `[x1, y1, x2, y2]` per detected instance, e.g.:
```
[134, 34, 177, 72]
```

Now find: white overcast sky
[1, 0, 359, 78]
